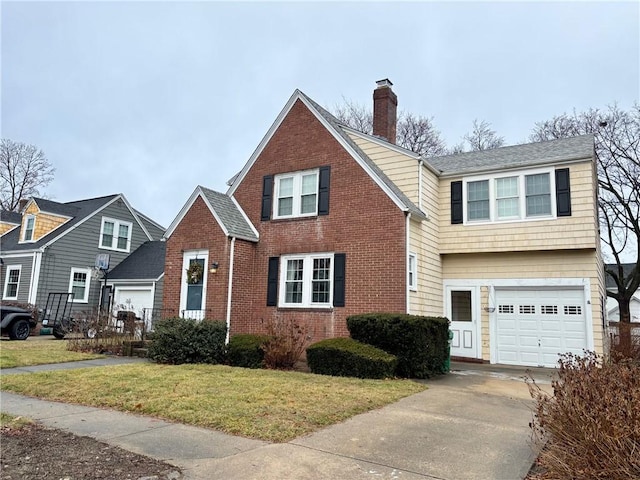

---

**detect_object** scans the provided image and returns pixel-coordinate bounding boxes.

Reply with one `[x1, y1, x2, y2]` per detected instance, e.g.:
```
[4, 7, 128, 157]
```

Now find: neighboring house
[162, 79, 605, 368]
[605, 263, 640, 322]
[0, 194, 165, 318]
[107, 240, 166, 326]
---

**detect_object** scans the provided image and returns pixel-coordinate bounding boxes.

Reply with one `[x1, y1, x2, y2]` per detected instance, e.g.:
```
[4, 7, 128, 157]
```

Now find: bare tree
[1, 139, 55, 211]
[452, 119, 505, 153]
[531, 105, 640, 337]
[331, 100, 447, 157]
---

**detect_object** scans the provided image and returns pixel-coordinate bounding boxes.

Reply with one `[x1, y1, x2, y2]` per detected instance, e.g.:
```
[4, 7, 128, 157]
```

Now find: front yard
[0, 339, 104, 368]
[0, 363, 425, 442]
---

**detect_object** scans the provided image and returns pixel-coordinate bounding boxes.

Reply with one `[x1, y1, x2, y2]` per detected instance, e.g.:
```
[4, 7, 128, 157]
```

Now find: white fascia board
[437, 156, 593, 179]
[118, 194, 153, 241]
[227, 90, 303, 196]
[163, 187, 208, 239]
[0, 251, 38, 258]
[42, 195, 120, 248]
[343, 127, 421, 159]
[230, 195, 259, 241]
[295, 95, 410, 214]
[0, 225, 19, 236]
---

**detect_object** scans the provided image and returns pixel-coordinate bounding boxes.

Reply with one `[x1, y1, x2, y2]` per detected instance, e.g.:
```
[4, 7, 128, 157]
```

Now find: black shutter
[451, 181, 463, 224]
[555, 168, 572, 217]
[333, 253, 346, 307]
[318, 166, 331, 216]
[261, 175, 273, 221]
[266, 257, 279, 306]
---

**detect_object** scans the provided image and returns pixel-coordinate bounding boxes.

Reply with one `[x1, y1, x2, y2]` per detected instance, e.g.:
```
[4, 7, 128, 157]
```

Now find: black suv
[1, 305, 37, 340]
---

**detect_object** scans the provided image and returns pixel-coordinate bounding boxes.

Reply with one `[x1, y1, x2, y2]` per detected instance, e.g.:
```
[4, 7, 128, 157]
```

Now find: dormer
[0, 211, 21, 236]
[18, 199, 73, 244]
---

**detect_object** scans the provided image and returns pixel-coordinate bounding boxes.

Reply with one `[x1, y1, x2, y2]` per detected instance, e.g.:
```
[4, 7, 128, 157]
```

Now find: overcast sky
[2, 1, 638, 229]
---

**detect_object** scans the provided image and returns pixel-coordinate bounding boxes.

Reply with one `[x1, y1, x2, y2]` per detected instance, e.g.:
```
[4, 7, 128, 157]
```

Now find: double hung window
[274, 170, 319, 219]
[280, 254, 333, 307]
[99, 217, 132, 252]
[23, 215, 35, 242]
[3, 266, 21, 300]
[69, 268, 90, 303]
[465, 171, 553, 223]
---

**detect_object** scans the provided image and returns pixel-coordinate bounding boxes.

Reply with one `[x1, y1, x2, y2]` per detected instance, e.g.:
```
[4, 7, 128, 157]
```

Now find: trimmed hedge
[227, 334, 271, 368]
[148, 317, 227, 365]
[347, 313, 449, 378]
[306, 337, 397, 379]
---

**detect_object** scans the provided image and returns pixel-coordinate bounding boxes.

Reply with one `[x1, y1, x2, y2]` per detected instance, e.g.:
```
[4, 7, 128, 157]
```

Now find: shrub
[527, 351, 640, 479]
[306, 337, 397, 379]
[228, 334, 271, 368]
[347, 313, 449, 378]
[147, 317, 227, 365]
[262, 317, 312, 370]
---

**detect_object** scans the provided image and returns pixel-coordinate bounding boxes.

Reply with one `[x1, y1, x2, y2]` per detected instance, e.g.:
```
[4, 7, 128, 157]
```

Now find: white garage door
[113, 288, 153, 318]
[495, 289, 588, 367]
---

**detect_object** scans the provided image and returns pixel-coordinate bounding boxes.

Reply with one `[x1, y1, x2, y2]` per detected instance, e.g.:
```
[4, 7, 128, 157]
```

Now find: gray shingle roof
[32, 197, 79, 217]
[427, 135, 594, 176]
[0, 195, 119, 252]
[200, 187, 259, 241]
[108, 241, 166, 280]
[1, 211, 22, 225]
[299, 91, 427, 220]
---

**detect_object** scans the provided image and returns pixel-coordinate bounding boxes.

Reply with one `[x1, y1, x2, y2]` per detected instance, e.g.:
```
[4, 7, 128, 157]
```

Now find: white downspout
[225, 237, 236, 345]
[406, 213, 411, 314]
[418, 159, 424, 211]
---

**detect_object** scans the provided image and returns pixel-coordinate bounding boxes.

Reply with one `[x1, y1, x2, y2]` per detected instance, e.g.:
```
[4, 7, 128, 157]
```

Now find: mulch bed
[0, 422, 182, 480]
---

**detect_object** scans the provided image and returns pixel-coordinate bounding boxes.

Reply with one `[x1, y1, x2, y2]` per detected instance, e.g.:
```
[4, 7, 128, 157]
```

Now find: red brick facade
[164, 98, 408, 342]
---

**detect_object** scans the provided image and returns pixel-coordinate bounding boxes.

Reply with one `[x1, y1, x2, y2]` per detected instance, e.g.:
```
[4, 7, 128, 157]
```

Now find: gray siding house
[0, 194, 164, 319]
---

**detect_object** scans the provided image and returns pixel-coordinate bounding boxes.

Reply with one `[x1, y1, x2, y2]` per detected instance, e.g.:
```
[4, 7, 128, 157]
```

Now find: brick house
[163, 80, 605, 367]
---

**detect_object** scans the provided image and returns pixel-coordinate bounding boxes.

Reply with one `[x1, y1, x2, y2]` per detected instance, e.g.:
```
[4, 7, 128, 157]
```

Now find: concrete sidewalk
[0, 360, 554, 480]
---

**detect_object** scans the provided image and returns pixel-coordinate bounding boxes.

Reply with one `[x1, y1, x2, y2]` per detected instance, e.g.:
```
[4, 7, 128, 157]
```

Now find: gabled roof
[0, 194, 158, 254]
[164, 186, 259, 242]
[1, 211, 22, 225]
[605, 263, 638, 290]
[108, 241, 166, 281]
[226, 89, 426, 220]
[29, 197, 78, 218]
[427, 135, 594, 176]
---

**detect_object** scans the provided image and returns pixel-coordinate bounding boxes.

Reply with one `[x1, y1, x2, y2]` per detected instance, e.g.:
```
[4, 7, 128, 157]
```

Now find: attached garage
[113, 287, 153, 316]
[495, 288, 589, 367]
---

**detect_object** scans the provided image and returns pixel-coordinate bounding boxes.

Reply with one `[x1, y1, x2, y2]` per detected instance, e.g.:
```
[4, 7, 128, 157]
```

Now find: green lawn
[0, 340, 104, 368]
[0, 363, 426, 442]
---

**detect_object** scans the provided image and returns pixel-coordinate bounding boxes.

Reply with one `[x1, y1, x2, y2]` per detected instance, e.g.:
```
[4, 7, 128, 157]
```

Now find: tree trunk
[617, 300, 633, 359]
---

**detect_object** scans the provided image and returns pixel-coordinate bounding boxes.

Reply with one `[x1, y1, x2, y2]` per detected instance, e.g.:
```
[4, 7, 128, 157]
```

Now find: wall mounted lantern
[210, 262, 219, 274]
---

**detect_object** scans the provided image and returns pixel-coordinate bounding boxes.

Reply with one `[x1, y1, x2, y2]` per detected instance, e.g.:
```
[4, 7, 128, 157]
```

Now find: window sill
[276, 307, 333, 313]
[98, 246, 130, 253]
[268, 215, 319, 223]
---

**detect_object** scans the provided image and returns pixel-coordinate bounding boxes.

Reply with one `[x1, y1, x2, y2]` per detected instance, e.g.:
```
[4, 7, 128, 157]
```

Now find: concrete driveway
[1, 360, 553, 480]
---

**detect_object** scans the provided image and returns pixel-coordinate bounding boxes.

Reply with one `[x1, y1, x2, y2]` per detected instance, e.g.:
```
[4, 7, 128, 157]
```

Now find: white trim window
[69, 267, 91, 303]
[22, 215, 36, 242]
[3, 265, 22, 300]
[99, 217, 132, 252]
[464, 169, 554, 223]
[273, 169, 319, 219]
[280, 253, 333, 308]
[408, 253, 417, 291]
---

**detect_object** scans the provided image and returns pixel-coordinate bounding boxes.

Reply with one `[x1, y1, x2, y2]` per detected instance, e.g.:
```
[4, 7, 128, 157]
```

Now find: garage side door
[496, 289, 587, 367]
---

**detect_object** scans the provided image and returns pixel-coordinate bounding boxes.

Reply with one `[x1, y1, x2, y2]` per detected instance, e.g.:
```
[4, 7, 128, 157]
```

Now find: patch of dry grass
[0, 340, 104, 369]
[0, 363, 426, 442]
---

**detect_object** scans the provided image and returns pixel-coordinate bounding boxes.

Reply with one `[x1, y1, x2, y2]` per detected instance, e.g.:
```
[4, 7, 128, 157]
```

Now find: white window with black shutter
[262, 166, 330, 221]
[267, 252, 345, 308]
[450, 167, 571, 224]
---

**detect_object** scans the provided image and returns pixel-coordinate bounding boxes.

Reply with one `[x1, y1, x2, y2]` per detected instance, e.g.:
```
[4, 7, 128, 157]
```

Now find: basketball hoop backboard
[95, 253, 110, 270]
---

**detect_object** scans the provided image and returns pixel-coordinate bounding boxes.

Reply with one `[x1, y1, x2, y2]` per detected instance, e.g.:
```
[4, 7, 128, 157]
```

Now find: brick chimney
[373, 79, 397, 144]
[18, 199, 29, 212]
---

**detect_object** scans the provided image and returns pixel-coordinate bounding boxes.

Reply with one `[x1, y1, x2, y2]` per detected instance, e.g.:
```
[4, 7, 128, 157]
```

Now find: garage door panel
[495, 288, 588, 368]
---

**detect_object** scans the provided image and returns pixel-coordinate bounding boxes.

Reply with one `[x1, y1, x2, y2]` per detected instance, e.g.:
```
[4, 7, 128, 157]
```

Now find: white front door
[447, 287, 480, 359]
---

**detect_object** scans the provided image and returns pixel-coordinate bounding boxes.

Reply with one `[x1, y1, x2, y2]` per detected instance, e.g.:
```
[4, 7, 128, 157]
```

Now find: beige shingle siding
[438, 161, 597, 254]
[346, 133, 420, 206]
[442, 250, 604, 360]
[408, 168, 442, 316]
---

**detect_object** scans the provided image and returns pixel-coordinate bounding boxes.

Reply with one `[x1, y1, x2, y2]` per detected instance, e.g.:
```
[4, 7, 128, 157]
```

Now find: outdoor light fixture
[210, 262, 219, 274]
